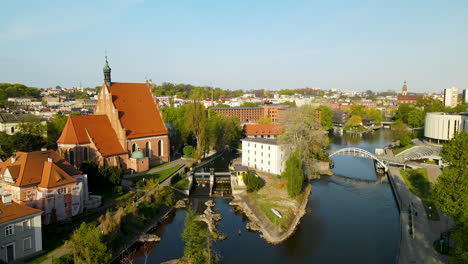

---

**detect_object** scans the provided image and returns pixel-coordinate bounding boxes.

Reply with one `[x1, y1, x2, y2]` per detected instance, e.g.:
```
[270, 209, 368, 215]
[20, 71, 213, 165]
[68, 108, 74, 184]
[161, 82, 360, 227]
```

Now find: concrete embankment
[231, 184, 312, 244]
[387, 167, 445, 264]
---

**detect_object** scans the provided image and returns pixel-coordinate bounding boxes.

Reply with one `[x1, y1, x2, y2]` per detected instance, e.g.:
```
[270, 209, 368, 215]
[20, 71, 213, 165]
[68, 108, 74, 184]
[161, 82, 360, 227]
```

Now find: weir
[191, 169, 235, 197]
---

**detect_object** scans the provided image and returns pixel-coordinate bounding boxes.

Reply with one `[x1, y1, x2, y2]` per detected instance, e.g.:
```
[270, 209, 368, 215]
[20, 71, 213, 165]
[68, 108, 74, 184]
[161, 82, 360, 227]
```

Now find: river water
[130, 130, 400, 264]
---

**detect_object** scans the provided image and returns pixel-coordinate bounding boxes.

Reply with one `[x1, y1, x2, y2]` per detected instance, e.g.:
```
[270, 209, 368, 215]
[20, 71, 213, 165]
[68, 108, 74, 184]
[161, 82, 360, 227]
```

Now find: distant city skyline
[1, 0, 467, 93]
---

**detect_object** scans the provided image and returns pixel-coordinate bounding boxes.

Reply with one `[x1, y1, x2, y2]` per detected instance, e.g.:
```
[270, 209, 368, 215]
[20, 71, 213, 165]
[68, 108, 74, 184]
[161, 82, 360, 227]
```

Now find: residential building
[7, 97, 32, 108]
[0, 150, 88, 225]
[56, 58, 170, 172]
[0, 113, 46, 135]
[462, 89, 468, 104]
[332, 110, 348, 126]
[241, 138, 285, 175]
[444, 86, 459, 107]
[424, 111, 468, 143]
[0, 191, 42, 263]
[261, 104, 290, 123]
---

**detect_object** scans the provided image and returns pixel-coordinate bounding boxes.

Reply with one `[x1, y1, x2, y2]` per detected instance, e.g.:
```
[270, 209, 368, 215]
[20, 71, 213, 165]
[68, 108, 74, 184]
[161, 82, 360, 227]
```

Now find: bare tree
[278, 105, 329, 177]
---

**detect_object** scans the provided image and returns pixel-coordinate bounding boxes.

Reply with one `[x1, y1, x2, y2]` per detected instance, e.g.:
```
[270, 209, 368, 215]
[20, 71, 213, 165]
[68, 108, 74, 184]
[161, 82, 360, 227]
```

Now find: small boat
[271, 208, 282, 218]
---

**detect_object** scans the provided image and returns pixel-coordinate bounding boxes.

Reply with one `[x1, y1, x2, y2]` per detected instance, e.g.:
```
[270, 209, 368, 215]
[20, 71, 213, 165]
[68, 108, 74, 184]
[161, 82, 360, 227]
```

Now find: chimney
[47, 157, 53, 163]
[2, 193, 12, 205]
[41, 147, 47, 152]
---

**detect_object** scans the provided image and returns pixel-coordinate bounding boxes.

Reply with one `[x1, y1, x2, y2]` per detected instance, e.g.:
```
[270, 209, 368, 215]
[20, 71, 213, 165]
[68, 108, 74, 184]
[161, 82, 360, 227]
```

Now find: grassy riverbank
[400, 168, 440, 220]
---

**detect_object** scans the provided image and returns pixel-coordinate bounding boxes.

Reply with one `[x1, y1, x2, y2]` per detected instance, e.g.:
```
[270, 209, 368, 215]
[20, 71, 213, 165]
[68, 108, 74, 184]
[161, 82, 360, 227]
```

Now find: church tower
[103, 56, 111, 87]
[402, 80, 407, 96]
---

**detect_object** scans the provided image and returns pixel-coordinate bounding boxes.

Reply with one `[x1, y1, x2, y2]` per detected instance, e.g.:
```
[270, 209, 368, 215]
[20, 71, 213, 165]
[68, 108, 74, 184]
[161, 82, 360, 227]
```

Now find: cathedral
[57, 58, 170, 172]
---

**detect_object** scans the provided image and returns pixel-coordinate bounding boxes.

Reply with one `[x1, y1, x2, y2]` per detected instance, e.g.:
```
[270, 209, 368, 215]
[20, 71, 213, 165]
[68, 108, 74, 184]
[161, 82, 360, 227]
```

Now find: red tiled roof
[57, 115, 126, 156]
[0, 150, 81, 188]
[0, 200, 42, 224]
[244, 124, 284, 136]
[109, 83, 168, 139]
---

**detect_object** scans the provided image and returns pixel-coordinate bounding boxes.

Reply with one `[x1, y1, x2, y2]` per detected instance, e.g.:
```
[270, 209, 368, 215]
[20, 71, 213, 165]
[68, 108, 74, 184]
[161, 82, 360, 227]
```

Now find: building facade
[241, 138, 285, 175]
[444, 86, 459, 107]
[397, 81, 418, 105]
[0, 192, 42, 263]
[424, 112, 468, 143]
[0, 113, 46, 135]
[0, 150, 88, 225]
[57, 58, 170, 172]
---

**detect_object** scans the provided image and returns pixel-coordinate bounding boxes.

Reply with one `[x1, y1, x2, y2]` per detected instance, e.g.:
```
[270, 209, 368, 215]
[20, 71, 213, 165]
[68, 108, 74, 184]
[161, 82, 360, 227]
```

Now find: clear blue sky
[1, 0, 467, 93]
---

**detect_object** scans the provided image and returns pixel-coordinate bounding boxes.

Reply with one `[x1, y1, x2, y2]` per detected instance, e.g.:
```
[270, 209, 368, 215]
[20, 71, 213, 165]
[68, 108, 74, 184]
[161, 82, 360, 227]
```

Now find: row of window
[4, 219, 32, 237]
[247, 150, 271, 158]
[246, 143, 271, 150]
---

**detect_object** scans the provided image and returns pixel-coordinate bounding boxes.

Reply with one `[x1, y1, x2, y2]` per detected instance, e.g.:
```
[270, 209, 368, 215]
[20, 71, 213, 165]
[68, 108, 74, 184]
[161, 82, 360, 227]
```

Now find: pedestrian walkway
[388, 167, 448, 264]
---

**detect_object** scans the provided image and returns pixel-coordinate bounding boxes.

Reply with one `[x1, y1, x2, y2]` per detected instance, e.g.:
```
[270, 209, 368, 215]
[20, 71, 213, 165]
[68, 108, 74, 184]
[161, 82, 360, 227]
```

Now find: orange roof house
[0, 150, 88, 225]
[57, 57, 170, 172]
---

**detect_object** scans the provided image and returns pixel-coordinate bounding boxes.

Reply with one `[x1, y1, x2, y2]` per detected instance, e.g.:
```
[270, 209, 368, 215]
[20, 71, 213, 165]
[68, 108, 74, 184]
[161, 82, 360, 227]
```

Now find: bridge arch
[329, 147, 388, 172]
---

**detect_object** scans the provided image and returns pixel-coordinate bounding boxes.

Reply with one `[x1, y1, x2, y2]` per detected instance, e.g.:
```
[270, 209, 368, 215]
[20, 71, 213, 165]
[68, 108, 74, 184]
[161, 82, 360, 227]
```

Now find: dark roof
[241, 137, 278, 145]
[211, 107, 262, 110]
[0, 113, 39, 123]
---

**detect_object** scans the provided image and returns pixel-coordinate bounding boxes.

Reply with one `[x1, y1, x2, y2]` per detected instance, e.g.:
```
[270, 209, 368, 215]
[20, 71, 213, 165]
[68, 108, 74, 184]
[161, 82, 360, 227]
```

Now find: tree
[256, 116, 272, 124]
[282, 101, 296, 107]
[400, 134, 412, 147]
[430, 132, 468, 263]
[365, 108, 383, 125]
[388, 120, 410, 143]
[18, 115, 46, 136]
[345, 115, 362, 129]
[407, 109, 424, 128]
[68, 222, 111, 264]
[439, 132, 468, 169]
[349, 105, 366, 117]
[318, 105, 333, 130]
[180, 207, 210, 264]
[183, 145, 195, 158]
[98, 166, 124, 186]
[394, 104, 413, 124]
[281, 149, 304, 198]
[278, 105, 327, 177]
[47, 113, 69, 147]
[214, 103, 229, 108]
[79, 161, 103, 192]
[10, 133, 47, 152]
[185, 102, 207, 158]
[242, 173, 263, 192]
[240, 102, 260, 107]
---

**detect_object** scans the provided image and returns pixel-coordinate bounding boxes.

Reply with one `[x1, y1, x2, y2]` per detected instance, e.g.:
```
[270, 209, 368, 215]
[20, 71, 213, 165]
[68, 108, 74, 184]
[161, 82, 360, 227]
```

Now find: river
[129, 129, 400, 264]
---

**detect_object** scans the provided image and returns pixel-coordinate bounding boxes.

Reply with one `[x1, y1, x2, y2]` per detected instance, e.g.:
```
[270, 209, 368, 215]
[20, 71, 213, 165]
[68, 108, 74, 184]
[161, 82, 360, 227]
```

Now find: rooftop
[0, 199, 42, 224]
[241, 137, 279, 145]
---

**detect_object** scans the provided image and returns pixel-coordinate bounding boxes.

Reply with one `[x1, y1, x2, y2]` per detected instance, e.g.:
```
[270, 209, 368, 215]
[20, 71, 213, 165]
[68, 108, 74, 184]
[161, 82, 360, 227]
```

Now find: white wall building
[0, 191, 42, 263]
[424, 112, 468, 143]
[241, 138, 285, 175]
[463, 89, 468, 104]
[444, 86, 459, 107]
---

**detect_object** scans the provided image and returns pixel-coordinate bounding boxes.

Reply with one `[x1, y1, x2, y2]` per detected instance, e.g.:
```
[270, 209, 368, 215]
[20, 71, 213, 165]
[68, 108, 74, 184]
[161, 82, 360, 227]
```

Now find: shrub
[171, 173, 183, 185]
[52, 253, 73, 264]
[183, 145, 194, 158]
[243, 173, 263, 192]
[400, 134, 412, 147]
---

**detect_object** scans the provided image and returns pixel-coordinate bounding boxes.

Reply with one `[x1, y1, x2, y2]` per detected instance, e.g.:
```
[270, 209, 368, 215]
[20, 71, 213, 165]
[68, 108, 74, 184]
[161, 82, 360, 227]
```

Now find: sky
[1, 0, 468, 93]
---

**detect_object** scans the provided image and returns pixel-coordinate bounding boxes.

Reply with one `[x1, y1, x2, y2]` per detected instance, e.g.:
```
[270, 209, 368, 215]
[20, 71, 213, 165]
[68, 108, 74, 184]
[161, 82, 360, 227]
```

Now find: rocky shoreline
[230, 184, 312, 244]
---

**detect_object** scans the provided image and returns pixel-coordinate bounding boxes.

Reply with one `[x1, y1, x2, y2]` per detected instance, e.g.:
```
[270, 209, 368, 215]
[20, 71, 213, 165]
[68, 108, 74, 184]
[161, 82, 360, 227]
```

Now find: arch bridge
[329, 147, 388, 172]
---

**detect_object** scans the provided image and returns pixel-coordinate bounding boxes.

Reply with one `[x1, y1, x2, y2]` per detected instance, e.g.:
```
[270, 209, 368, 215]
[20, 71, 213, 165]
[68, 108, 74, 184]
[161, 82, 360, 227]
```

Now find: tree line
[0, 83, 41, 107]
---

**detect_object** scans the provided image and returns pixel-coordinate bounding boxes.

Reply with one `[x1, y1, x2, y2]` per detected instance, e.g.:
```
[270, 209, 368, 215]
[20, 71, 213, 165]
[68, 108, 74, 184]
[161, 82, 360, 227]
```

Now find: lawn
[174, 178, 189, 190]
[400, 168, 440, 220]
[253, 194, 290, 226]
[393, 144, 413, 155]
[131, 164, 183, 184]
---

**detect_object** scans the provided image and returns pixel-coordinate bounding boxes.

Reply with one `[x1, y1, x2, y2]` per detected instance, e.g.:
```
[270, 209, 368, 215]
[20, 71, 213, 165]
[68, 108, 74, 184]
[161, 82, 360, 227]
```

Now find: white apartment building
[463, 89, 468, 104]
[444, 86, 459, 107]
[241, 138, 285, 175]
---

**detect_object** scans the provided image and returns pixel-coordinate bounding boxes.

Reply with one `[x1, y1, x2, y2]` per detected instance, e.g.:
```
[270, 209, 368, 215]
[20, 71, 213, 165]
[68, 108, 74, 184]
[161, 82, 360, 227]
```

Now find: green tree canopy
[349, 104, 366, 117]
[281, 149, 304, 198]
[318, 105, 333, 130]
[181, 207, 210, 264]
[68, 222, 111, 264]
[240, 102, 261, 107]
[345, 115, 362, 128]
[407, 109, 425, 128]
[388, 120, 410, 143]
[440, 132, 468, 168]
[18, 116, 46, 136]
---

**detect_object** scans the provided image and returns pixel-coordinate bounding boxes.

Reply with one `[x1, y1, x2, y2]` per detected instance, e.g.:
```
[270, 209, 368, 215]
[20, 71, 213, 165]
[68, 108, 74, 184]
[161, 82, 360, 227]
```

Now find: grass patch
[400, 168, 430, 198]
[131, 164, 183, 184]
[424, 160, 438, 165]
[400, 168, 440, 220]
[150, 162, 171, 170]
[254, 195, 290, 226]
[174, 178, 189, 190]
[393, 144, 413, 155]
